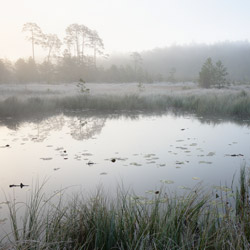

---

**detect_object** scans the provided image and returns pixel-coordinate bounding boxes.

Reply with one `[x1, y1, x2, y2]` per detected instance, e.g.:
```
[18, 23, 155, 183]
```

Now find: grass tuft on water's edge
[1, 91, 250, 119]
[1, 166, 250, 249]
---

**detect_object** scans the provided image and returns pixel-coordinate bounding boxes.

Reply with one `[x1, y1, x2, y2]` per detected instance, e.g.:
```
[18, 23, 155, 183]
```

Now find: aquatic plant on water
[1, 166, 249, 249]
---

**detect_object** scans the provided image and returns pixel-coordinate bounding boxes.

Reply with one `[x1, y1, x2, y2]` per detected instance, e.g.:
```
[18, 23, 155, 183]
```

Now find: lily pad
[160, 179, 174, 184]
[207, 152, 216, 156]
[144, 154, 156, 158]
[130, 162, 142, 166]
[176, 161, 184, 165]
[192, 177, 200, 180]
[199, 161, 212, 164]
[176, 147, 188, 150]
[213, 185, 231, 192]
[40, 157, 53, 161]
[158, 164, 166, 167]
[100, 172, 107, 175]
[179, 185, 191, 190]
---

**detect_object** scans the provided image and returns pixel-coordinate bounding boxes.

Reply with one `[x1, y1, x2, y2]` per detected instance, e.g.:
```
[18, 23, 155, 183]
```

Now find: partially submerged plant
[1, 167, 250, 249]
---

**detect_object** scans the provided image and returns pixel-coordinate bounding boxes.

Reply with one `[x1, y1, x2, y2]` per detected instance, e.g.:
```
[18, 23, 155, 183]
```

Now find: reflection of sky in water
[0, 113, 249, 203]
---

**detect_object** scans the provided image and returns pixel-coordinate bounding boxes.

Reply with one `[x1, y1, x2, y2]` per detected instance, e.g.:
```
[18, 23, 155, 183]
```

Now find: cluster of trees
[22, 22, 104, 67]
[0, 56, 154, 84]
[0, 22, 156, 84]
[3, 29, 250, 84]
[199, 58, 228, 88]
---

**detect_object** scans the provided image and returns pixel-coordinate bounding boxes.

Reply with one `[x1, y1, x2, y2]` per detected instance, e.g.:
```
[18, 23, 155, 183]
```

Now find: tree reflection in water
[68, 115, 106, 140]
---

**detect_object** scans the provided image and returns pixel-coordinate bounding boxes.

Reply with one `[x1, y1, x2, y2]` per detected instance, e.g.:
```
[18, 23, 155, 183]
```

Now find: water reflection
[0, 111, 249, 198]
[69, 116, 106, 140]
[1, 110, 250, 134]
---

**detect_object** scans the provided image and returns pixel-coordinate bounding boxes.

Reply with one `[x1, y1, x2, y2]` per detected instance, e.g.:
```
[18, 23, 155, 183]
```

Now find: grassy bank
[0, 90, 250, 119]
[1, 167, 249, 249]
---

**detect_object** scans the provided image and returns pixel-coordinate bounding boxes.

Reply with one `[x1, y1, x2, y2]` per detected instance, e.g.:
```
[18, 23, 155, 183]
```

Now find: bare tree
[42, 34, 62, 63]
[22, 22, 43, 62]
[88, 30, 104, 68]
[79, 25, 92, 62]
[64, 24, 81, 59]
[64, 24, 93, 64]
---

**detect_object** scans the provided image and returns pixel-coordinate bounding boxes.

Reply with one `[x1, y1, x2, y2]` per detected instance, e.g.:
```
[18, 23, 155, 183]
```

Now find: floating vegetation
[176, 140, 184, 142]
[207, 152, 216, 156]
[176, 146, 188, 150]
[199, 161, 212, 164]
[145, 190, 155, 194]
[178, 185, 191, 190]
[213, 185, 232, 192]
[116, 157, 128, 161]
[158, 163, 166, 167]
[144, 153, 156, 158]
[100, 172, 107, 175]
[225, 154, 244, 157]
[53, 168, 60, 171]
[190, 143, 197, 146]
[130, 162, 142, 166]
[40, 157, 53, 161]
[82, 153, 93, 156]
[55, 147, 64, 151]
[151, 157, 159, 160]
[176, 161, 184, 165]
[160, 179, 174, 184]
[146, 161, 156, 164]
[192, 177, 200, 180]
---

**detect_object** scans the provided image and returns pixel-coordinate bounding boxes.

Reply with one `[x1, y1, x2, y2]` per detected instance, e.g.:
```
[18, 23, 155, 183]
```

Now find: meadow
[0, 82, 250, 119]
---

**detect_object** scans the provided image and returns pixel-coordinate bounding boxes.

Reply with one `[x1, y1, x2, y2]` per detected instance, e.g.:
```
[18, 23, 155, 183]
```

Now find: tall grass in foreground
[1, 167, 250, 249]
[1, 90, 250, 118]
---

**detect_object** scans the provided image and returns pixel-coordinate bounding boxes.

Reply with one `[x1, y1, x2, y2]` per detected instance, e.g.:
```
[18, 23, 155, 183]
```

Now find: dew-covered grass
[1, 90, 250, 120]
[1, 166, 249, 249]
[1, 83, 250, 119]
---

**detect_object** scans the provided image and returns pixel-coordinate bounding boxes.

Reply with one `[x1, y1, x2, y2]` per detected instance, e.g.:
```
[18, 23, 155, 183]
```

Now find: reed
[0, 91, 250, 118]
[1, 167, 249, 249]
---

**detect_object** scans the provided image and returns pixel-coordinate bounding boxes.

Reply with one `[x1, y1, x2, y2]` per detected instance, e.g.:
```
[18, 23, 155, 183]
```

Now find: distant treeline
[1, 39, 250, 84]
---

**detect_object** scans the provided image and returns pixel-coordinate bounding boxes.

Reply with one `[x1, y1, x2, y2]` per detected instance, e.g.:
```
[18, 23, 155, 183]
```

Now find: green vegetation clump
[1, 90, 250, 119]
[1, 167, 250, 249]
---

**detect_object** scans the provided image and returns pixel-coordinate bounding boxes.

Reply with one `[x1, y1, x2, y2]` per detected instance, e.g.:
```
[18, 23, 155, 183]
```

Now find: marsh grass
[1, 167, 250, 249]
[1, 90, 250, 119]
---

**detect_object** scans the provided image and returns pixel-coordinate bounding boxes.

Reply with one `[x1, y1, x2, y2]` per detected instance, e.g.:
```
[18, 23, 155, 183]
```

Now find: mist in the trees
[0, 22, 250, 84]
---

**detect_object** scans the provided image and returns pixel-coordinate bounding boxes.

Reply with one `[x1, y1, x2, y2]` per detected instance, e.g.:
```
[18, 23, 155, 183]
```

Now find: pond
[0, 111, 250, 235]
[0, 112, 249, 199]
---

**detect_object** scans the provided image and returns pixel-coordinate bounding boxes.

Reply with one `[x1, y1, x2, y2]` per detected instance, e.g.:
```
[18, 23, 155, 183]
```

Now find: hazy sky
[1, 0, 250, 60]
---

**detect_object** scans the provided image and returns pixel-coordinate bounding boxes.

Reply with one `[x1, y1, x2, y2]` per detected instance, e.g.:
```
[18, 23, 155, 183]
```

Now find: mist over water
[0, 112, 248, 199]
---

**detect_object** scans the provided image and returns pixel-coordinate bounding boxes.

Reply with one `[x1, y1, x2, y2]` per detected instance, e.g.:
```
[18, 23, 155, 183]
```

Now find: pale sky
[1, 0, 250, 60]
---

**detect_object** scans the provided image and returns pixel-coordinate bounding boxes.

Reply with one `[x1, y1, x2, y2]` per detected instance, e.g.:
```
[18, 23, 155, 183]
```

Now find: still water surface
[0, 112, 249, 200]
